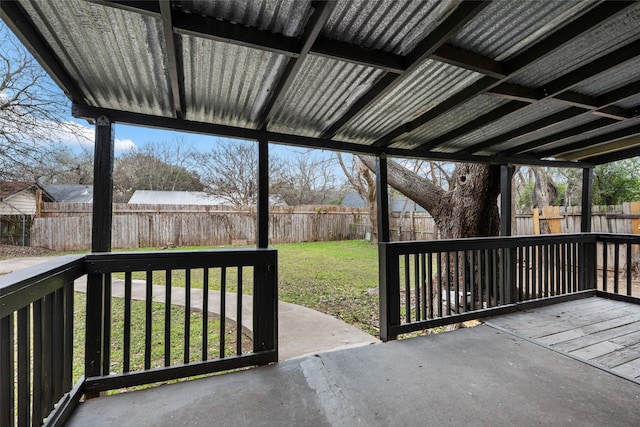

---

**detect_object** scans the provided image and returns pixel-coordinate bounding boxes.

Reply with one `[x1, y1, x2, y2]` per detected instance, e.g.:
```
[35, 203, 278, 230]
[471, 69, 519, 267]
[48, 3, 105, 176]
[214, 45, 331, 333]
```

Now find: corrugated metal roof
[182, 35, 285, 128]
[391, 95, 511, 149]
[337, 61, 483, 144]
[439, 100, 569, 152]
[322, 0, 459, 55]
[512, 6, 640, 88]
[450, 0, 598, 61]
[178, 0, 310, 38]
[268, 55, 384, 138]
[4, 0, 640, 166]
[20, 0, 173, 116]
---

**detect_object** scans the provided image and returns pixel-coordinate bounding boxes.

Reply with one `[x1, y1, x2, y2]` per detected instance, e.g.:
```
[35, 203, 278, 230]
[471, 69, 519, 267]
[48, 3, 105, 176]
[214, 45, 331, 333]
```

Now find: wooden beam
[159, 0, 184, 119]
[256, 1, 336, 129]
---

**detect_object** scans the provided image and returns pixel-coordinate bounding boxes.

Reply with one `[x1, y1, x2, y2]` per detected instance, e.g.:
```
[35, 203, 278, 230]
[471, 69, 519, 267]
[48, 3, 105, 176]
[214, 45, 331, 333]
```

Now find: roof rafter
[0, 0, 86, 104]
[458, 107, 587, 156]
[503, 117, 619, 156]
[538, 122, 640, 159]
[585, 144, 640, 165]
[256, 1, 336, 129]
[374, 1, 635, 148]
[320, 0, 491, 139]
[159, 0, 184, 119]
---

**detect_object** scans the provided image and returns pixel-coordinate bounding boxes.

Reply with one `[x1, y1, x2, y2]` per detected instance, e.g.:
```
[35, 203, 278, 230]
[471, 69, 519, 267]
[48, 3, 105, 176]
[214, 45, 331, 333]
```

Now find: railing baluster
[165, 270, 172, 367]
[220, 267, 227, 358]
[603, 242, 608, 292]
[427, 252, 433, 319]
[42, 294, 53, 415]
[17, 306, 31, 427]
[202, 268, 209, 361]
[184, 269, 191, 364]
[454, 251, 460, 314]
[237, 267, 243, 356]
[470, 250, 476, 311]
[64, 282, 74, 390]
[626, 243, 632, 296]
[32, 299, 42, 425]
[414, 253, 421, 321]
[124, 272, 132, 373]
[462, 250, 468, 312]
[445, 252, 451, 316]
[420, 253, 427, 320]
[0, 314, 14, 427]
[437, 252, 443, 318]
[404, 254, 410, 322]
[102, 273, 112, 376]
[614, 243, 620, 294]
[53, 288, 64, 402]
[145, 271, 153, 370]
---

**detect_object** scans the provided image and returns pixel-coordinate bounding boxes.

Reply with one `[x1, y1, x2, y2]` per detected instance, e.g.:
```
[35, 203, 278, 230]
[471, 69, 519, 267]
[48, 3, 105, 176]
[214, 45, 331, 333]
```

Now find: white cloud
[115, 138, 136, 151]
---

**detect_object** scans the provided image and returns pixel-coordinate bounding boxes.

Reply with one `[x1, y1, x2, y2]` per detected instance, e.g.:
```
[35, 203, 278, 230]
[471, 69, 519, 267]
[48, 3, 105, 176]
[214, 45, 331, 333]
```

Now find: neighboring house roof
[128, 190, 287, 206]
[341, 191, 426, 213]
[41, 184, 94, 203]
[0, 182, 54, 202]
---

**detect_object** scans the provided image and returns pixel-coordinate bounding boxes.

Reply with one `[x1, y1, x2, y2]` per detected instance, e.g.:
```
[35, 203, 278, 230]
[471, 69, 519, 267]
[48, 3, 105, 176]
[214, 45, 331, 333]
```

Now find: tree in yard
[113, 139, 203, 202]
[337, 153, 378, 241]
[359, 156, 501, 239]
[274, 151, 343, 206]
[197, 140, 284, 206]
[0, 24, 89, 182]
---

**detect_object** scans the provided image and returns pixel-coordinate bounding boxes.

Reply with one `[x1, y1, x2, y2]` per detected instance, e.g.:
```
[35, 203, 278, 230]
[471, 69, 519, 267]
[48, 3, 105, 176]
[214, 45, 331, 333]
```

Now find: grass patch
[274, 240, 379, 336]
[73, 293, 251, 391]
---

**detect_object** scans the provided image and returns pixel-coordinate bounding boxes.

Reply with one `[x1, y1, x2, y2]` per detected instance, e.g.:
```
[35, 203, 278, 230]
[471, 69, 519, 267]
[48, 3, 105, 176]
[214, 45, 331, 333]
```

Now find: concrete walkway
[0, 256, 379, 361]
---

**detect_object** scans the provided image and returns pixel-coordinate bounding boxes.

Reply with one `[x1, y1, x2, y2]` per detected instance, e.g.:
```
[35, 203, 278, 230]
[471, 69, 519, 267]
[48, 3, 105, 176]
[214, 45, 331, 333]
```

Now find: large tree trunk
[358, 157, 500, 239]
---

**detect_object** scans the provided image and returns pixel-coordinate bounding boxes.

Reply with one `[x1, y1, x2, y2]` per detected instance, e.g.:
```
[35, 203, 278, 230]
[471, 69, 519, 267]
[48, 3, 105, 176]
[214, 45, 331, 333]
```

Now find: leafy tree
[592, 159, 640, 205]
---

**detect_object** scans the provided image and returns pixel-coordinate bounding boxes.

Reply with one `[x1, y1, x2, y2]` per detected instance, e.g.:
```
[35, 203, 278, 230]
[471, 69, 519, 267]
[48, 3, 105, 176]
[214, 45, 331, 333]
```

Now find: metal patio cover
[2, 0, 640, 166]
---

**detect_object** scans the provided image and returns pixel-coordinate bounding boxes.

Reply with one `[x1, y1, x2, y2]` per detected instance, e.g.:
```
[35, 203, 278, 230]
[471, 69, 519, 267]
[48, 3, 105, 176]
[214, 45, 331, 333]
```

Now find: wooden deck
[485, 296, 640, 383]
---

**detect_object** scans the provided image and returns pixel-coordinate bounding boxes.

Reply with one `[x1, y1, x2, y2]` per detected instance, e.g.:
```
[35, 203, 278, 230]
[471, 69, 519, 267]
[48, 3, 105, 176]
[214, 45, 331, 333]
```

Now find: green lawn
[115, 240, 381, 335]
[273, 240, 379, 335]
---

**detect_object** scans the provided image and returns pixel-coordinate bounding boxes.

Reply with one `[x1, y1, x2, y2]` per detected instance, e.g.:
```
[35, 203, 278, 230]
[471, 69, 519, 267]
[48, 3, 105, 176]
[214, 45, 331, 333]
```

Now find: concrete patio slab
[66, 323, 640, 427]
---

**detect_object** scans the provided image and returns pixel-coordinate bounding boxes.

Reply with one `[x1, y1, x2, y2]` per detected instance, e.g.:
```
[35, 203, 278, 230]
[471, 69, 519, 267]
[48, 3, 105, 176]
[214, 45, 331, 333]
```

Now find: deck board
[486, 296, 640, 382]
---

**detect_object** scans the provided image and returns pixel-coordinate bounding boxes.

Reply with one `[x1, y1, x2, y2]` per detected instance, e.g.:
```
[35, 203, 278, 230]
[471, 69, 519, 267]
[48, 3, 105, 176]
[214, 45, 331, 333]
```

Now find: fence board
[33, 204, 437, 250]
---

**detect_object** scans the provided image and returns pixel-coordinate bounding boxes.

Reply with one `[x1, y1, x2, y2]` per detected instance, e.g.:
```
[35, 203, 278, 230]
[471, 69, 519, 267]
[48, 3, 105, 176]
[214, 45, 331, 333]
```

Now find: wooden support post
[581, 167, 593, 233]
[86, 116, 114, 391]
[257, 139, 269, 249]
[376, 155, 398, 341]
[376, 155, 390, 244]
[580, 167, 595, 290]
[500, 164, 514, 237]
[500, 165, 516, 303]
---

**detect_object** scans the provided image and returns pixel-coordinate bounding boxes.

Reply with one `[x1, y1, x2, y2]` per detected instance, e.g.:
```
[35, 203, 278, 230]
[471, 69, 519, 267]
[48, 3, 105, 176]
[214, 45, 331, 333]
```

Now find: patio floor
[67, 296, 640, 427]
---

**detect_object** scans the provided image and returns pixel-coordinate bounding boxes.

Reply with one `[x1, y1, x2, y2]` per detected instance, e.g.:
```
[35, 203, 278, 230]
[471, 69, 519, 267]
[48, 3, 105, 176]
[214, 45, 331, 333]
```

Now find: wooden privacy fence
[32, 203, 437, 251]
[515, 203, 640, 235]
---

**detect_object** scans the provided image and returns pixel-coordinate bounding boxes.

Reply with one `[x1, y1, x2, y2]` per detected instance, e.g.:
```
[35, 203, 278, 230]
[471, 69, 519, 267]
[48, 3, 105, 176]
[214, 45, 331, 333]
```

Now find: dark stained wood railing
[379, 234, 598, 340]
[1, 255, 86, 427]
[1, 248, 277, 427]
[595, 234, 640, 299]
[82, 248, 278, 394]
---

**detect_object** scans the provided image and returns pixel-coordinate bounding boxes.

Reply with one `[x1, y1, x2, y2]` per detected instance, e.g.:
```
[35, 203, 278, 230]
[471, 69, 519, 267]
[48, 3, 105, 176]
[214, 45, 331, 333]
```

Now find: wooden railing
[379, 234, 598, 340]
[0, 248, 278, 427]
[595, 234, 640, 298]
[1, 256, 85, 427]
